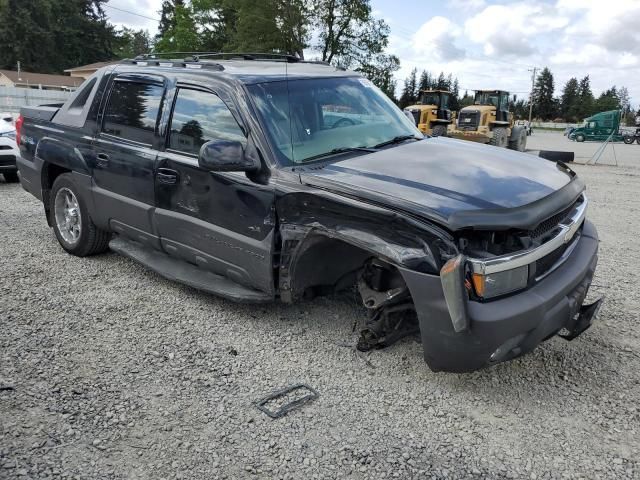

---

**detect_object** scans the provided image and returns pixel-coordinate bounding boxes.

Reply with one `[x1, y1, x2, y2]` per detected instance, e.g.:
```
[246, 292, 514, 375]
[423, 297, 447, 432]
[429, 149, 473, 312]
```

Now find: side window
[169, 89, 246, 155]
[102, 80, 163, 144]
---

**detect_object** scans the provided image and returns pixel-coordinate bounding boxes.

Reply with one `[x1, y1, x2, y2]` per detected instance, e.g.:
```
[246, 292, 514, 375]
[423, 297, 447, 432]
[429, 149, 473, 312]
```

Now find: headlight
[431, 109, 438, 115]
[471, 265, 528, 299]
[0, 129, 16, 139]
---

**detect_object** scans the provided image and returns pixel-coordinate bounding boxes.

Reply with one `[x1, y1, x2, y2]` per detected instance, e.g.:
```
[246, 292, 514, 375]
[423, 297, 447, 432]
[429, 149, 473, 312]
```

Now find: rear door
[154, 84, 275, 294]
[92, 74, 165, 248]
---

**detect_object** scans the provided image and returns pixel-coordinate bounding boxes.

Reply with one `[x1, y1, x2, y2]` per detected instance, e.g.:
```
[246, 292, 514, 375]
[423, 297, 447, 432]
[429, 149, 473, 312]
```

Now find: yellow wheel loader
[448, 90, 527, 151]
[404, 90, 453, 137]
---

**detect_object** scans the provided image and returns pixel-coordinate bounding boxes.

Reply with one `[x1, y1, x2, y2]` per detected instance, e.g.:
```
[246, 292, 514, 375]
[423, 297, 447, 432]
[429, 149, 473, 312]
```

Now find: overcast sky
[105, 0, 640, 105]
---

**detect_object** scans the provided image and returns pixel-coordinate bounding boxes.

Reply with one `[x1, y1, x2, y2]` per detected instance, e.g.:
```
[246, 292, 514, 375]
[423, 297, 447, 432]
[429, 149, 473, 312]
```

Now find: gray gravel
[1, 133, 640, 479]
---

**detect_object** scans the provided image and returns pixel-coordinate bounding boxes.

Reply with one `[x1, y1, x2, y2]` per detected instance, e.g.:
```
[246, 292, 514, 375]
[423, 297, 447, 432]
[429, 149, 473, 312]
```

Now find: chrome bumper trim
[469, 194, 587, 275]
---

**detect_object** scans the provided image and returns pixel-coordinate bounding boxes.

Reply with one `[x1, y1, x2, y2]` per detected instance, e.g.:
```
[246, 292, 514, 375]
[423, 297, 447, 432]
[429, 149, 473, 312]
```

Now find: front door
[154, 86, 275, 294]
[92, 74, 165, 247]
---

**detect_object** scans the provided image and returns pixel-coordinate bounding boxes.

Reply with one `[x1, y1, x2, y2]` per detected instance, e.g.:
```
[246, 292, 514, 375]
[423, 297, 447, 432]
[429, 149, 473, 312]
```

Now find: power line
[103, 4, 161, 23]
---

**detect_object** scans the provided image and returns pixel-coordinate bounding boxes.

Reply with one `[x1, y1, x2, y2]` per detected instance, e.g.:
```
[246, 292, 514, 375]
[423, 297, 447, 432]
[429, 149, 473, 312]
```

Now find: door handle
[157, 168, 179, 185]
[96, 153, 109, 166]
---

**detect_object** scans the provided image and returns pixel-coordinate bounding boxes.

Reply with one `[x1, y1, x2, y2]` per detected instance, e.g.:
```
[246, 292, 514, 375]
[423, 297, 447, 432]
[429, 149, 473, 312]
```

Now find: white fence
[0, 87, 71, 118]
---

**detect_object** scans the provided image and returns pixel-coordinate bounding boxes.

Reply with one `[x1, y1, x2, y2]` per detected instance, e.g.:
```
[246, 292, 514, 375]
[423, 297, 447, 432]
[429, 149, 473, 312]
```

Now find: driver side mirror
[198, 139, 260, 172]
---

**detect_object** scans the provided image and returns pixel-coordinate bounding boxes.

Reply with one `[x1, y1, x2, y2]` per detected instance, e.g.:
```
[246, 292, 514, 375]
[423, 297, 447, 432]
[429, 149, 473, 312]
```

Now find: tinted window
[102, 80, 163, 144]
[169, 89, 245, 155]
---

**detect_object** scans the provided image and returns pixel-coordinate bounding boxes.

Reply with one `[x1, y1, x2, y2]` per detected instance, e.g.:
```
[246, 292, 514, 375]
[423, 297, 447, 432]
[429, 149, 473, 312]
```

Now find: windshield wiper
[371, 135, 422, 149]
[301, 146, 378, 163]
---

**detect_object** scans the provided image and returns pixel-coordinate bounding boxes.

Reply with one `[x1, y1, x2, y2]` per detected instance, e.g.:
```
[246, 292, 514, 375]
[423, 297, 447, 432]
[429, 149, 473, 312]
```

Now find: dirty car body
[16, 56, 600, 372]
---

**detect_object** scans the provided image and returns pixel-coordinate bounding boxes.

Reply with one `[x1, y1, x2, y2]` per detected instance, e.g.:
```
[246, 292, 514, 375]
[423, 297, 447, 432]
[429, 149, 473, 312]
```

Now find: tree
[459, 90, 474, 108]
[532, 67, 555, 120]
[595, 86, 620, 112]
[314, 0, 390, 69]
[450, 78, 460, 111]
[221, 0, 309, 58]
[154, 2, 201, 52]
[156, 0, 185, 43]
[356, 54, 399, 101]
[418, 71, 432, 91]
[398, 68, 418, 108]
[0, 0, 119, 73]
[114, 28, 151, 59]
[560, 77, 579, 122]
[576, 75, 595, 120]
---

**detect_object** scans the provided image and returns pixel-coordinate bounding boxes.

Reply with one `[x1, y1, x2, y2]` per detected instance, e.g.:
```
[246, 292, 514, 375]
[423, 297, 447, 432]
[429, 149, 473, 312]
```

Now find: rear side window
[168, 88, 245, 155]
[102, 80, 163, 144]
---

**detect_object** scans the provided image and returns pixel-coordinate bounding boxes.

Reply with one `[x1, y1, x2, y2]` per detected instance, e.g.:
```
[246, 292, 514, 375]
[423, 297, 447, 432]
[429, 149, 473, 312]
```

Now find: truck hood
[300, 137, 581, 231]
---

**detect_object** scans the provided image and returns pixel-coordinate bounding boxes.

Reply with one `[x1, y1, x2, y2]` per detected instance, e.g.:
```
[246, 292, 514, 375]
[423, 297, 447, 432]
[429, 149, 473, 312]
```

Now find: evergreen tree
[576, 75, 595, 120]
[418, 71, 432, 91]
[595, 86, 620, 112]
[115, 28, 151, 59]
[154, 3, 200, 52]
[156, 0, 185, 43]
[532, 67, 555, 120]
[398, 68, 418, 108]
[560, 77, 579, 122]
[450, 78, 460, 111]
[0, 0, 119, 73]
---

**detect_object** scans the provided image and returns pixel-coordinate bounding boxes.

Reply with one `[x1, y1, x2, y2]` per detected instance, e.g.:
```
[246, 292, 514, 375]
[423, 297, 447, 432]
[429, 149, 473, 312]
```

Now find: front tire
[490, 127, 508, 148]
[431, 124, 447, 137]
[508, 129, 527, 152]
[575, 133, 585, 142]
[50, 173, 110, 257]
[3, 171, 19, 183]
[623, 135, 635, 144]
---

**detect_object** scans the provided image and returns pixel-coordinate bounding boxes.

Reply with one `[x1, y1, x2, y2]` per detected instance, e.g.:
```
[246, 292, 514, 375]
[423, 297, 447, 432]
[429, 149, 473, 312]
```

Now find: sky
[104, 0, 640, 105]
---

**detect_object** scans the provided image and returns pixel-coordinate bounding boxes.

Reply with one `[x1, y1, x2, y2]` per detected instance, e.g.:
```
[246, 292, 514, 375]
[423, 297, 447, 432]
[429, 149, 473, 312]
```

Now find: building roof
[0, 69, 81, 88]
[64, 61, 116, 73]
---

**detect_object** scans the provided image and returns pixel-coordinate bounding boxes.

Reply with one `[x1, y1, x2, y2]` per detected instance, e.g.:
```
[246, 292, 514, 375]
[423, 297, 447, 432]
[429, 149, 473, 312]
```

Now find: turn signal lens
[471, 266, 529, 299]
[440, 255, 470, 333]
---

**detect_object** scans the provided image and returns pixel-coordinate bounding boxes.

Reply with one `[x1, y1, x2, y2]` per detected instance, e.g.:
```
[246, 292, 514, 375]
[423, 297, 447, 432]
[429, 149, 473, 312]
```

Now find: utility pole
[17, 61, 21, 81]
[528, 67, 537, 125]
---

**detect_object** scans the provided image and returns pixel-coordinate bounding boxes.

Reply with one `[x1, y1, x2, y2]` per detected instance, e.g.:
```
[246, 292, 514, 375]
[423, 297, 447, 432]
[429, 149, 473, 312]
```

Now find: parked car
[16, 55, 601, 372]
[0, 113, 19, 182]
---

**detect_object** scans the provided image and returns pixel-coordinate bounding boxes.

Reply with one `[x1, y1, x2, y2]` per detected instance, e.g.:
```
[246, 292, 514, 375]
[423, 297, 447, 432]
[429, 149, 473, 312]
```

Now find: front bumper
[400, 220, 600, 372]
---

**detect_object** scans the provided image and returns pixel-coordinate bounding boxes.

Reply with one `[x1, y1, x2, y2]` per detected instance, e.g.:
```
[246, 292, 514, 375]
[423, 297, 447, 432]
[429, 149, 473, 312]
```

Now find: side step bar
[109, 236, 272, 303]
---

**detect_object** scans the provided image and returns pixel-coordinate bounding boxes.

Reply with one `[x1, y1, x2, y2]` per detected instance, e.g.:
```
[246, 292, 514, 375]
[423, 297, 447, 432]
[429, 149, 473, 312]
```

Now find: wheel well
[41, 163, 71, 226]
[289, 236, 374, 299]
[42, 163, 71, 191]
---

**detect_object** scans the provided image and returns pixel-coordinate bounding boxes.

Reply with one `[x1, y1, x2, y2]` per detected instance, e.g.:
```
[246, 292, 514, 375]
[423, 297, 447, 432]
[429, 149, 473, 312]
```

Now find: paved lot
[1, 131, 639, 479]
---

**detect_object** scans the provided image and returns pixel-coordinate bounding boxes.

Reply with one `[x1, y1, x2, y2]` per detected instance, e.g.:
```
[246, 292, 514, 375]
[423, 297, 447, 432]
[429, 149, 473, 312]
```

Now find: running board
[109, 236, 272, 303]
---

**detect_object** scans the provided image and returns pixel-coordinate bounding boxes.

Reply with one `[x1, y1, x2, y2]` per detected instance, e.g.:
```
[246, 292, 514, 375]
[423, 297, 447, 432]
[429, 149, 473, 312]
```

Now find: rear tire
[50, 173, 110, 257]
[490, 127, 508, 148]
[3, 171, 19, 183]
[431, 124, 447, 137]
[575, 133, 585, 142]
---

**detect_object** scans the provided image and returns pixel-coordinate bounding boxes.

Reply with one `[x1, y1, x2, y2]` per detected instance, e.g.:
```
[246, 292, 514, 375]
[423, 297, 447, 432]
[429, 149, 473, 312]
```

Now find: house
[0, 69, 81, 91]
[64, 61, 116, 81]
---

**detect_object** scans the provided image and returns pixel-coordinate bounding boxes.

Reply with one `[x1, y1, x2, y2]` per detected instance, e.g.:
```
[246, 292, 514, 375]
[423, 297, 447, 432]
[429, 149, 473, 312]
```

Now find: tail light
[15, 114, 23, 146]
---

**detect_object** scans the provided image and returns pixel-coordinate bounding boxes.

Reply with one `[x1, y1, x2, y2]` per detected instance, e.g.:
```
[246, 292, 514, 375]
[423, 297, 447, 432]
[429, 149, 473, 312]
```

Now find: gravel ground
[1, 132, 639, 479]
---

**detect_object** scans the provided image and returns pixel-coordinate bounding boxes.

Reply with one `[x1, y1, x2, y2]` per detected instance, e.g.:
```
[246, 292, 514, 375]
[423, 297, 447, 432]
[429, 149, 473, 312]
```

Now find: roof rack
[120, 58, 225, 71]
[134, 51, 332, 66]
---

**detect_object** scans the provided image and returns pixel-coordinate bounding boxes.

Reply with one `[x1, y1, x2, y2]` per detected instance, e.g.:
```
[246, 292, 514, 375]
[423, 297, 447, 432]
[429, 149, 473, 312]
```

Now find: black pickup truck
[16, 55, 601, 372]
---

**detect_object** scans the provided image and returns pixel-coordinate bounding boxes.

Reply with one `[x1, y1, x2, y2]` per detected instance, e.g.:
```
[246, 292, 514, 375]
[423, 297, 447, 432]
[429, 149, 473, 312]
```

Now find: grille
[0, 145, 12, 150]
[457, 110, 479, 129]
[529, 198, 581, 240]
[535, 243, 569, 278]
